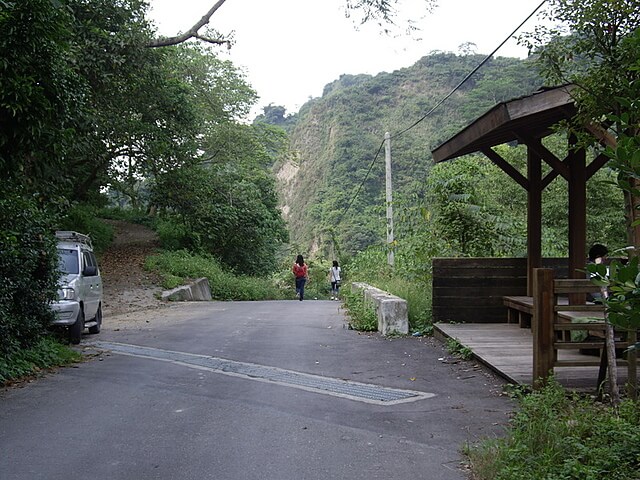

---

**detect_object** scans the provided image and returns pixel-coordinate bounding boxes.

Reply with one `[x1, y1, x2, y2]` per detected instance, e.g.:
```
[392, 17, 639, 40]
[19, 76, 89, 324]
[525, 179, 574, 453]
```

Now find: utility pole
[384, 132, 394, 266]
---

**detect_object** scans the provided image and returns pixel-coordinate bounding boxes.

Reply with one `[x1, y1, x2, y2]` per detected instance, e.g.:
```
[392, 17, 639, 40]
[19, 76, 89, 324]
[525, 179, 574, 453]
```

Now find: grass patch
[145, 250, 288, 301]
[445, 337, 473, 360]
[0, 336, 82, 385]
[465, 379, 640, 480]
[96, 206, 154, 226]
[348, 276, 431, 334]
[342, 290, 378, 331]
[57, 205, 115, 254]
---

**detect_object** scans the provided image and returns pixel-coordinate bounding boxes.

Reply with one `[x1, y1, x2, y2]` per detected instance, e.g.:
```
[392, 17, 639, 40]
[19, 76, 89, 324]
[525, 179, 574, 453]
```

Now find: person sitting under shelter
[587, 243, 608, 303]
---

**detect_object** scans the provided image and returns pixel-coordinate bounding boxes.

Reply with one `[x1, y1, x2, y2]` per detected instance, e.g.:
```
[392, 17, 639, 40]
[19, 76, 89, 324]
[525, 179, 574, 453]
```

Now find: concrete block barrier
[162, 277, 212, 302]
[351, 282, 409, 335]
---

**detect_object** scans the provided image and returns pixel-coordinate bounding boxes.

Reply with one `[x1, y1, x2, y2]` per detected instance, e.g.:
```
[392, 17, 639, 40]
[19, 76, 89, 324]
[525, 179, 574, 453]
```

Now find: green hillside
[272, 52, 544, 257]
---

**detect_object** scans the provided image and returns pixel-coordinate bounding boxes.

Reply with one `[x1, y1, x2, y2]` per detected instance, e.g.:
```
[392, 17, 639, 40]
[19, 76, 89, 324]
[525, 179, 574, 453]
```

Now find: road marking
[91, 341, 435, 406]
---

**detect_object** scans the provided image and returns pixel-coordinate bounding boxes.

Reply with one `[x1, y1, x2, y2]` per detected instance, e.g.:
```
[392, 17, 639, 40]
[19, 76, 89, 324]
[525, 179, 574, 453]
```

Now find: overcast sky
[149, 0, 549, 117]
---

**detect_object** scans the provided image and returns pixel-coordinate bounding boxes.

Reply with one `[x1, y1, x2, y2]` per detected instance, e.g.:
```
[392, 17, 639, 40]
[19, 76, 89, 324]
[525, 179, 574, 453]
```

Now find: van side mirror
[83, 265, 98, 277]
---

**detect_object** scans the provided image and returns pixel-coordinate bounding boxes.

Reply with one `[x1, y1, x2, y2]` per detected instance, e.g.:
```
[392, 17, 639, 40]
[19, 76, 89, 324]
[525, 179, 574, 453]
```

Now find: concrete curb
[161, 277, 212, 302]
[351, 282, 409, 335]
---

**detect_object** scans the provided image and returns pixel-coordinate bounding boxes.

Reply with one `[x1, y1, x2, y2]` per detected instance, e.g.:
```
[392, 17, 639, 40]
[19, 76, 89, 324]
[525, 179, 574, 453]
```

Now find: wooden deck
[435, 322, 635, 391]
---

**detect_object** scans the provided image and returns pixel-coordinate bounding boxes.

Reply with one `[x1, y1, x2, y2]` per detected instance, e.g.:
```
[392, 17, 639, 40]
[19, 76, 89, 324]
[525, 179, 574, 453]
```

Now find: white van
[51, 231, 103, 344]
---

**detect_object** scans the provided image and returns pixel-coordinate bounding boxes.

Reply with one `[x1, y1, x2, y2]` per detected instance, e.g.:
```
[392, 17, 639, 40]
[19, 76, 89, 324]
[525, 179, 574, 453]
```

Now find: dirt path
[99, 220, 166, 318]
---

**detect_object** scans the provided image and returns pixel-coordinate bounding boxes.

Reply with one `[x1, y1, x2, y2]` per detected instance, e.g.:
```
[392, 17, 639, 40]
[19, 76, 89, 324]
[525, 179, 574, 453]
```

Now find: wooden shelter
[431, 85, 610, 295]
[430, 86, 639, 390]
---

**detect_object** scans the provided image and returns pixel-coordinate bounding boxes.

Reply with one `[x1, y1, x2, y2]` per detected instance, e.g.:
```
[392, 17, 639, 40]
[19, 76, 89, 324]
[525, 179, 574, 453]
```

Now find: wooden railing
[532, 268, 637, 395]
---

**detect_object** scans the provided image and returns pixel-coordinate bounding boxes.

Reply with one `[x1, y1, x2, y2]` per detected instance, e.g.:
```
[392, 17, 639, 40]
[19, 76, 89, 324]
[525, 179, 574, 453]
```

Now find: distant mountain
[267, 52, 543, 258]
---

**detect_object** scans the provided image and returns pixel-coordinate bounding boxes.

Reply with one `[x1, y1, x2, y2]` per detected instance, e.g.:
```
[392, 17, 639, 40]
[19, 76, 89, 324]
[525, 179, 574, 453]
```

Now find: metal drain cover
[92, 342, 435, 405]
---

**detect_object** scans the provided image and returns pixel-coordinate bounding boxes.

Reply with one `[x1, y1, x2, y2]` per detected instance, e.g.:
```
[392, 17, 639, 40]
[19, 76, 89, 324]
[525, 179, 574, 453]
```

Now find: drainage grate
[92, 341, 435, 405]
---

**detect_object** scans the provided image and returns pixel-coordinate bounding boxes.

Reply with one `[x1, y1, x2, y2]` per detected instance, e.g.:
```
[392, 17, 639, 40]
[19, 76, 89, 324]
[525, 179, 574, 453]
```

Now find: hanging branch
[147, 0, 231, 48]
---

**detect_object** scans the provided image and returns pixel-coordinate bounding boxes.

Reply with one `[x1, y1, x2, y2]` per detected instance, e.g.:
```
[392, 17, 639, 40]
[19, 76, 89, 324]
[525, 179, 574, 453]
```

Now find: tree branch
[147, 0, 229, 48]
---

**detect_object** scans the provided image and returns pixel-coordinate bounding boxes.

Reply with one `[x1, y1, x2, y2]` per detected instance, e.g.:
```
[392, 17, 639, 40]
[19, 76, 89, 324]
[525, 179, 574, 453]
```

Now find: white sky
[149, 0, 549, 117]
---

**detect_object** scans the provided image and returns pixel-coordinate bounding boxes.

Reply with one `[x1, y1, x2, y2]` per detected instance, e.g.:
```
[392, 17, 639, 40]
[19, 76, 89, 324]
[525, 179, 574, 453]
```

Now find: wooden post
[567, 136, 587, 303]
[527, 145, 543, 296]
[533, 268, 555, 387]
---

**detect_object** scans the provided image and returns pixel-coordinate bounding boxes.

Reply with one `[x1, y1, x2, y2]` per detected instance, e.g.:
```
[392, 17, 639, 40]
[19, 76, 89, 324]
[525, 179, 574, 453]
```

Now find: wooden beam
[542, 170, 560, 190]
[586, 152, 611, 180]
[517, 134, 570, 180]
[481, 147, 529, 190]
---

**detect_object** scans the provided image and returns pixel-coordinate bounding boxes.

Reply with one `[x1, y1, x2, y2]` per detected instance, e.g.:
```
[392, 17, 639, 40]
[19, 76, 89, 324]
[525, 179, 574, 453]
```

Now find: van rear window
[58, 249, 79, 274]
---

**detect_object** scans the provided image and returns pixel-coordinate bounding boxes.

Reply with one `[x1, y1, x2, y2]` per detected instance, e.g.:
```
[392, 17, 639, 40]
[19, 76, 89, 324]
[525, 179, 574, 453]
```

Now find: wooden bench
[503, 296, 533, 327]
[504, 295, 582, 329]
[532, 269, 637, 394]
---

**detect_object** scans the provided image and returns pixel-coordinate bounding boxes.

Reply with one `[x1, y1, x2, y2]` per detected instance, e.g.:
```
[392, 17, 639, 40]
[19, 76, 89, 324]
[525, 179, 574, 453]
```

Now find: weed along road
[1, 300, 512, 480]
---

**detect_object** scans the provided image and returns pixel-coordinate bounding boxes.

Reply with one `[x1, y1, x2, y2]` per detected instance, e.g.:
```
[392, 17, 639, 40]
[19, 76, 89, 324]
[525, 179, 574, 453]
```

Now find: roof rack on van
[55, 231, 93, 249]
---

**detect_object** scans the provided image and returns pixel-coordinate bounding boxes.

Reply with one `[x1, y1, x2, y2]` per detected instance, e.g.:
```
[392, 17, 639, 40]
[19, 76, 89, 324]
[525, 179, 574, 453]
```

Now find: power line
[337, 0, 548, 221]
[337, 139, 386, 221]
[391, 0, 548, 140]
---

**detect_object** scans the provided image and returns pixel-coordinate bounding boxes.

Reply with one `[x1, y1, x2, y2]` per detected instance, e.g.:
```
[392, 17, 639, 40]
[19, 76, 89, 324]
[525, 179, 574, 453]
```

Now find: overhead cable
[392, 0, 548, 140]
[338, 0, 548, 219]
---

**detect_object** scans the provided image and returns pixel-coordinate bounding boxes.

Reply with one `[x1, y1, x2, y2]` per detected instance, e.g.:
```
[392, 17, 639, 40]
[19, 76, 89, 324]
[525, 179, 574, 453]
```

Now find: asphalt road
[0, 300, 513, 480]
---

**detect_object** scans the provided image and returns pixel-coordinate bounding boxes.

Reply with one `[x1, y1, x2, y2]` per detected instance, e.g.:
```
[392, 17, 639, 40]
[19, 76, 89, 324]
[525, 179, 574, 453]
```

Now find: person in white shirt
[329, 260, 341, 300]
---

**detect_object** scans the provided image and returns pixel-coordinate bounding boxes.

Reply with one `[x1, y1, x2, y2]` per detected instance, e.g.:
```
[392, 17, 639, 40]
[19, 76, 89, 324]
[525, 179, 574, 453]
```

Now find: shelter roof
[431, 85, 577, 163]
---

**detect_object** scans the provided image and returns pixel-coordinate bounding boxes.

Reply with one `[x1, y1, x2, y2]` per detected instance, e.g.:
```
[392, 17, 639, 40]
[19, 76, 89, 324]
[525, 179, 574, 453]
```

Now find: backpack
[293, 263, 306, 278]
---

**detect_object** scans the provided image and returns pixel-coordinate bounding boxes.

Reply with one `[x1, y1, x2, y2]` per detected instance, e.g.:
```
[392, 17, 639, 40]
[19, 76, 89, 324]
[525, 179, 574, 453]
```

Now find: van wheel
[88, 305, 102, 334]
[69, 309, 84, 345]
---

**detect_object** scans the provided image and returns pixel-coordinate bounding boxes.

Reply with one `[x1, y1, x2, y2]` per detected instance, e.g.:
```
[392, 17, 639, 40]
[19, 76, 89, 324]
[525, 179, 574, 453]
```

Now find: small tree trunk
[602, 286, 620, 405]
[605, 320, 620, 405]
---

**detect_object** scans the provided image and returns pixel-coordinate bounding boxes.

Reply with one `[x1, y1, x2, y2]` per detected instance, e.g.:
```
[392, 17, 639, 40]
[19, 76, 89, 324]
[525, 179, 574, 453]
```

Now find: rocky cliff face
[273, 53, 542, 258]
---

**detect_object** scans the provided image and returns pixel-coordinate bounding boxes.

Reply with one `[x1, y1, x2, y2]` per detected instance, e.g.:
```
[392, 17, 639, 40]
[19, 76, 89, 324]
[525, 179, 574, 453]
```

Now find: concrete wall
[351, 282, 408, 335]
[162, 277, 212, 302]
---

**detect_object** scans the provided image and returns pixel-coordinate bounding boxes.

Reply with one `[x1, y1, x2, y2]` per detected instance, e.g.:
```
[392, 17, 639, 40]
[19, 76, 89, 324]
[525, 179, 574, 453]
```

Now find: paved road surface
[1, 301, 512, 479]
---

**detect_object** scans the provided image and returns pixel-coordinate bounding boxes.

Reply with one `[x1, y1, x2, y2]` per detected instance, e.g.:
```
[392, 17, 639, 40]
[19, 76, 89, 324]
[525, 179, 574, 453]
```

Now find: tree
[66, 0, 202, 202]
[0, 0, 84, 197]
[151, 114, 288, 275]
[523, 0, 640, 402]
[521, 0, 640, 244]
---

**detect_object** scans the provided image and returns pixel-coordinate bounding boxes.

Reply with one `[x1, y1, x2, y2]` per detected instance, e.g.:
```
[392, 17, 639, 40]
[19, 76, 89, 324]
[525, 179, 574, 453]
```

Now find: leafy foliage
[0, 0, 289, 355]
[57, 204, 115, 254]
[0, 336, 81, 385]
[145, 250, 287, 301]
[0, 189, 59, 356]
[342, 290, 378, 331]
[0, 0, 83, 197]
[466, 380, 640, 480]
[151, 154, 288, 276]
[276, 53, 544, 257]
[588, 256, 640, 331]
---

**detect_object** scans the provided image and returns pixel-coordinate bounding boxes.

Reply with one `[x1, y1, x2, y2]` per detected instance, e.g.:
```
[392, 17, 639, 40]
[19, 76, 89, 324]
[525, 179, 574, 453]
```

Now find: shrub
[0, 191, 59, 356]
[0, 336, 81, 385]
[342, 290, 377, 331]
[145, 250, 287, 301]
[153, 217, 193, 252]
[346, 247, 432, 333]
[465, 380, 640, 480]
[57, 204, 114, 253]
[96, 206, 153, 226]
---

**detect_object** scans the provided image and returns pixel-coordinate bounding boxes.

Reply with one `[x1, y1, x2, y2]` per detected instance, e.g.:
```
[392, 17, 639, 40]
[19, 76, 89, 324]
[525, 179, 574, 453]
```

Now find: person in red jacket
[292, 255, 309, 301]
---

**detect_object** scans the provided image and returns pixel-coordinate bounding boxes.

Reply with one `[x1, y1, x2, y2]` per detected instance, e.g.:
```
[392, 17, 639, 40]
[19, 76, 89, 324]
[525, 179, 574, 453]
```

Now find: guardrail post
[533, 268, 555, 388]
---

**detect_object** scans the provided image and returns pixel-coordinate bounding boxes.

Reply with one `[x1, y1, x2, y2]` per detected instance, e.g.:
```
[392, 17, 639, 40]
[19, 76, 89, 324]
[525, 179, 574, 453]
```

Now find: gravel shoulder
[99, 220, 168, 322]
